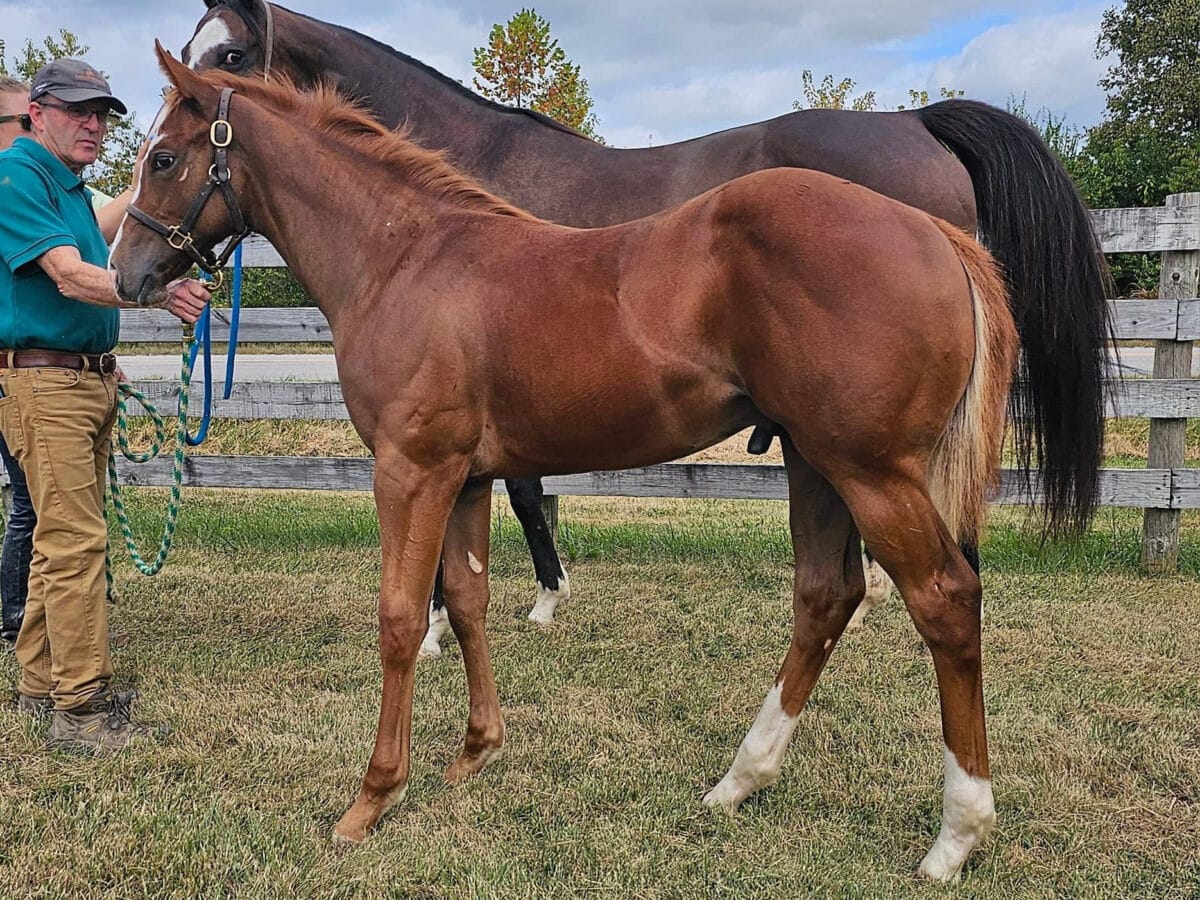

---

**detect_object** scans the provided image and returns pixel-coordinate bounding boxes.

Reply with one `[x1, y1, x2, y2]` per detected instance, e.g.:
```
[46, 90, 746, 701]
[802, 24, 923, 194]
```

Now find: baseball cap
[30, 59, 128, 115]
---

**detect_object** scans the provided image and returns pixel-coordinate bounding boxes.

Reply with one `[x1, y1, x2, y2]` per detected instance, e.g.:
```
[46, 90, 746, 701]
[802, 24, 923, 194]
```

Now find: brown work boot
[16, 692, 54, 716]
[47, 689, 148, 754]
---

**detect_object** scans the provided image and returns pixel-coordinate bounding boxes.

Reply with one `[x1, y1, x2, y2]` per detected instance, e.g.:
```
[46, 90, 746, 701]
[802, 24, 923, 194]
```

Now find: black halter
[127, 87, 251, 290]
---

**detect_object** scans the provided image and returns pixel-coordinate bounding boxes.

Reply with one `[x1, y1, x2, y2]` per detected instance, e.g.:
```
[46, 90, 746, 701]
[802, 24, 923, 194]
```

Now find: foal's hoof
[445, 746, 502, 784]
[331, 830, 362, 854]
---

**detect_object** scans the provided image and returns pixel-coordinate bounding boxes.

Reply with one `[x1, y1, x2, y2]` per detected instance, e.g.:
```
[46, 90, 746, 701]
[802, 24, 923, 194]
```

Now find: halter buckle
[210, 119, 233, 148]
[166, 226, 194, 251]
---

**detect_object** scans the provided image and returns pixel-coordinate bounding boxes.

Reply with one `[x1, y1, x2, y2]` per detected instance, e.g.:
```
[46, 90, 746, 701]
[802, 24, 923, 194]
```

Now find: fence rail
[107, 194, 1200, 570]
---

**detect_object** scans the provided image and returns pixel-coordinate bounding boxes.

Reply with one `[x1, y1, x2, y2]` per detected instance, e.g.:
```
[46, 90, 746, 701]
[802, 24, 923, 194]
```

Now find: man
[0, 59, 208, 752]
[0, 77, 37, 650]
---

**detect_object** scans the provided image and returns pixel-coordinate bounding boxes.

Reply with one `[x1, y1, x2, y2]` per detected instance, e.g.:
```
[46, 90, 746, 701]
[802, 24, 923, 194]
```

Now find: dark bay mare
[183, 0, 1113, 641]
[112, 50, 1025, 880]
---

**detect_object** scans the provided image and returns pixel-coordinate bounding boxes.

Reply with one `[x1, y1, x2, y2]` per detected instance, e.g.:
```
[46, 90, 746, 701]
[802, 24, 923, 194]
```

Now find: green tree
[896, 86, 965, 110]
[472, 9, 603, 142]
[1070, 0, 1200, 294]
[792, 71, 876, 111]
[0, 29, 144, 196]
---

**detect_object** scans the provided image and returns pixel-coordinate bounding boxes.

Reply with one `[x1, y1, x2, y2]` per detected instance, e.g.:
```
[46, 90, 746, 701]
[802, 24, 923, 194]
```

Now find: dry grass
[1, 493, 1198, 897]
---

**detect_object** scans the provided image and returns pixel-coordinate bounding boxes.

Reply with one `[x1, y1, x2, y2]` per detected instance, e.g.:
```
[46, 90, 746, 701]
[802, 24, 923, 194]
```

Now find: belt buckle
[98, 353, 117, 375]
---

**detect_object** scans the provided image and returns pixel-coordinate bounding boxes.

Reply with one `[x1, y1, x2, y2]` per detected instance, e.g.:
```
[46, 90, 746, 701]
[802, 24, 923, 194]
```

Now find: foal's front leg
[333, 456, 467, 845]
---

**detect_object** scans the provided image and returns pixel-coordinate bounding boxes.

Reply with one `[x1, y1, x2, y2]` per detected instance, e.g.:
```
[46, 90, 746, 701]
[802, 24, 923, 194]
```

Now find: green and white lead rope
[104, 322, 199, 595]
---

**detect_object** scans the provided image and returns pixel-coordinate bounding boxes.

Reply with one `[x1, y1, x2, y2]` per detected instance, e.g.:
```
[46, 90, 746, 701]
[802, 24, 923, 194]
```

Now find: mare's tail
[916, 99, 1113, 534]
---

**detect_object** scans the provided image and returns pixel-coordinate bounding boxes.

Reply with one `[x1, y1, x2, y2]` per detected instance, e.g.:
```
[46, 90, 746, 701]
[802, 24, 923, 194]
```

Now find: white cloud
[0, 0, 1111, 146]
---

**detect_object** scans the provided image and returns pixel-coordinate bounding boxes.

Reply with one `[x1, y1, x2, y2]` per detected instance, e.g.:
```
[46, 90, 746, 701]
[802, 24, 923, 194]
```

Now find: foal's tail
[927, 221, 1020, 547]
[916, 100, 1113, 535]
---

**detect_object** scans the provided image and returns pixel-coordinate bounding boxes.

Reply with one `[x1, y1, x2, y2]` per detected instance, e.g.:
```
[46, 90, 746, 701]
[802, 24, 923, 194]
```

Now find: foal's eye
[223, 49, 245, 67]
[151, 152, 176, 173]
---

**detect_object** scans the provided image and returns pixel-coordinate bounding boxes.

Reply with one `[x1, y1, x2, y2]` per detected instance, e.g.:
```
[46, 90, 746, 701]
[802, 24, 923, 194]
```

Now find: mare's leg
[840, 472, 994, 882]
[704, 443, 865, 809]
[333, 455, 466, 845]
[440, 480, 506, 782]
[505, 478, 570, 624]
[846, 547, 897, 631]
[419, 562, 451, 659]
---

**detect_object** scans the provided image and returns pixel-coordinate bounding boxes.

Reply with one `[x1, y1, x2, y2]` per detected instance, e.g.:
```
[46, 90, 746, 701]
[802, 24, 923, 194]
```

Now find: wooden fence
[113, 194, 1200, 570]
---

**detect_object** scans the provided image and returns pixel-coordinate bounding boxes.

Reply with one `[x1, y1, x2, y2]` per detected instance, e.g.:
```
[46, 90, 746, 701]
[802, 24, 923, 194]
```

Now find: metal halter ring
[166, 226, 195, 251]
[209, 119, 233, 148]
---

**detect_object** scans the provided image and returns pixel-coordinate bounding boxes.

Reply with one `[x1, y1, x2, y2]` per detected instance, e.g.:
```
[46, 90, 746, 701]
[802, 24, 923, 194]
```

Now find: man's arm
[95, 187, 133, 243]
[37, 245, 129, 307]
[36, 246, 209, 322]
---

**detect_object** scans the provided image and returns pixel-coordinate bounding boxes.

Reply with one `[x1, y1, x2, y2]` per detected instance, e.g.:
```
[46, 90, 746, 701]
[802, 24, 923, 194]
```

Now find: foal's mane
[172, 69, 537, 220]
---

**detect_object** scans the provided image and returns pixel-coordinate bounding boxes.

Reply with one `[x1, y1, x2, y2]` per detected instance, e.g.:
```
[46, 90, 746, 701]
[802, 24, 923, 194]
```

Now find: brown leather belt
[1, 350, 117, 375]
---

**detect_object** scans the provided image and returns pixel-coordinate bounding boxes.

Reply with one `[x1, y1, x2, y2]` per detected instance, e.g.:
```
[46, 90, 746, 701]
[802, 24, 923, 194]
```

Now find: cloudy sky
[1, 0, 1116, 147]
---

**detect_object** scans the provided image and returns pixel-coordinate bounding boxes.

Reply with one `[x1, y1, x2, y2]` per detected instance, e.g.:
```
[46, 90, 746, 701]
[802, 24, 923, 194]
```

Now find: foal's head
[111, 44, 254, 305]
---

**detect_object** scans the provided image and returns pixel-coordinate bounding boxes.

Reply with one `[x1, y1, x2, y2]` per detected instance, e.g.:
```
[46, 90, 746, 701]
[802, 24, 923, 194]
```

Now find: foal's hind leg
[841, 474, 994, 882]
[440, 480, 506, 783]
[507, 478, 570, 625]
[704, 445, 865, 810]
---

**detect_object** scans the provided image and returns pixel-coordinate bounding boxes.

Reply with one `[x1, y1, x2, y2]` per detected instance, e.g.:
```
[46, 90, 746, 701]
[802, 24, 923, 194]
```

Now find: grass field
[1, 488, 1197, 897]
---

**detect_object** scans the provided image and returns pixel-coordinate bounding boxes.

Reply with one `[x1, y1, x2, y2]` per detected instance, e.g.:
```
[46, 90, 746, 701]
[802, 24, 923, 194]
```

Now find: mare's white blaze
[917, 744, 996, 882]
[186, 18, 233, 69]
[527, 568, 570, 625]
[703, 682, 798, 811]
[418, 602, 451, 659]
[466, 551, 484, 574]
[110, 102, 171, 266]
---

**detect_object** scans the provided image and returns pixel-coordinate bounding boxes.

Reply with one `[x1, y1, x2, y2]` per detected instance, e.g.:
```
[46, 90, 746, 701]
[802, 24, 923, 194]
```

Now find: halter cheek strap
[126, 87, 251, 288]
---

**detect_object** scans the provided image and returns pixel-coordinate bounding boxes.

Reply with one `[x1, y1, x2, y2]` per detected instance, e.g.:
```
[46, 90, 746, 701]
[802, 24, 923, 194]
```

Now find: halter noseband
[127, 87, 251, 291]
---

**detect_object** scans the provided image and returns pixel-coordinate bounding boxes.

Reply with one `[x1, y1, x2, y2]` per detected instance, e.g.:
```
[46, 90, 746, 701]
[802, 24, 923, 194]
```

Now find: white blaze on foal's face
[109, 102, 170, 266]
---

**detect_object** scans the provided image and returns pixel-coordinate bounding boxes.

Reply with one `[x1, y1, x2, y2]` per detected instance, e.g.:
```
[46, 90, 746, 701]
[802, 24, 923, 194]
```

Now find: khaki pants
[0, 365, 117, 709]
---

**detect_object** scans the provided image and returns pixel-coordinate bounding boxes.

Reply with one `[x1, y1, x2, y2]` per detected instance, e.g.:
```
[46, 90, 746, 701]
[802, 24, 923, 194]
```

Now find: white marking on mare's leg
[845, 553, 895, 631]
[917, 744, 996, 882]
[185, 19, 233, 69]
[418, 602, 450, 660]
[466, 551, 484, 574]
[703, 682, 798, 811]
[528, 568, 570, 625]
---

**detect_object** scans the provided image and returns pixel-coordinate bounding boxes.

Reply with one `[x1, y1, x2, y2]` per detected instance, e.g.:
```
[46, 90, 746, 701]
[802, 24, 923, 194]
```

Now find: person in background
[0, 77, 36, 650]
[0, 60, 208, 752]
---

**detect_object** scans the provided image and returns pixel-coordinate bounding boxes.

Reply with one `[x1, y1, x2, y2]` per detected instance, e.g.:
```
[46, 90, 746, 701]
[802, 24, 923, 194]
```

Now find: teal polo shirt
[0, 137, 119, 353]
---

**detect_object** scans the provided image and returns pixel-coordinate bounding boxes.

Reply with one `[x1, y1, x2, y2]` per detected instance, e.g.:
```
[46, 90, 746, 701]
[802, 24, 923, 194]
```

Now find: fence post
[1141, 192, 1200, 572]
[541, 494, 559, 539]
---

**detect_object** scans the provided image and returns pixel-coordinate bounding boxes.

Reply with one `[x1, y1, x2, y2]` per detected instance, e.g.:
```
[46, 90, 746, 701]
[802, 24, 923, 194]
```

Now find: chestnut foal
[111, 50, 1022, 880]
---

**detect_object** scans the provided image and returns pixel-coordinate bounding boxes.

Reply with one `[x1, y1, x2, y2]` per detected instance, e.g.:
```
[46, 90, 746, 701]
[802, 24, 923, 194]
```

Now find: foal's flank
[109, 48, 1020, 880]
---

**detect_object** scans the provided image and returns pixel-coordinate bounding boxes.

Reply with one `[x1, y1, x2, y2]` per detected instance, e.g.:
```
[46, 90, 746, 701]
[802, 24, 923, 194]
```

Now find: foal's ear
[155, 40, 218, 107]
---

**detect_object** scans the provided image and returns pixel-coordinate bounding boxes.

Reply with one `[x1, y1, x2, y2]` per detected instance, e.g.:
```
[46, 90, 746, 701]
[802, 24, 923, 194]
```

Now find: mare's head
[184, 0, 273, 75]
[111, 43, 253, 305]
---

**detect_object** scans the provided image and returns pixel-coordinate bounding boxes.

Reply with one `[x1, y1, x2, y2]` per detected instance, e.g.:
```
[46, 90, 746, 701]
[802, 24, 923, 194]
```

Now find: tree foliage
[791, 74, 962, 112]
[472, 9, 602, 142]
[792, 71, 876, 111]
[0, 29, 144, 196]
[1068, 0, 1200, 293]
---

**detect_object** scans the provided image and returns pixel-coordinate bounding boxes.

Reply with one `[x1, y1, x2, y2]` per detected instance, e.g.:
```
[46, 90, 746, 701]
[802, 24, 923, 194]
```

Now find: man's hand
[163, 278, 210, 323]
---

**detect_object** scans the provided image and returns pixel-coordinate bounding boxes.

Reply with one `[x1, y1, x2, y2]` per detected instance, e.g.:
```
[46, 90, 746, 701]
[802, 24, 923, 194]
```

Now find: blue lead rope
[184, 245, 242, 445]
[224, 243, 243, 400]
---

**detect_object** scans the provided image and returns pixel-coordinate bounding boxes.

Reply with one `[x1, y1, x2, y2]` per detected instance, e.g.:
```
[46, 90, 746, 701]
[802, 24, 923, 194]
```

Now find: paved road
[120, 348, 1200, 382]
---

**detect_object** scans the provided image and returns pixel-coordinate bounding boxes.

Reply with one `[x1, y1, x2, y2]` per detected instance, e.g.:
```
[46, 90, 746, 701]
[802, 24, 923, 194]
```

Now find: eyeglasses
[0, 114, 31, 130]
[34, 101, 121, 126]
